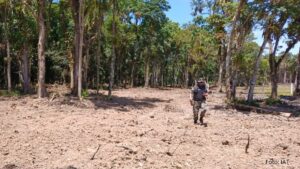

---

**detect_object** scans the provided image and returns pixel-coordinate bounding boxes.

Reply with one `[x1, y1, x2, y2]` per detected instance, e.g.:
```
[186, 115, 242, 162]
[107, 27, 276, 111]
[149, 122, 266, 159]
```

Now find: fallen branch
[166, 126, 188, 156]
[90, 144, 101, 160]
[245, 134, 250, 154]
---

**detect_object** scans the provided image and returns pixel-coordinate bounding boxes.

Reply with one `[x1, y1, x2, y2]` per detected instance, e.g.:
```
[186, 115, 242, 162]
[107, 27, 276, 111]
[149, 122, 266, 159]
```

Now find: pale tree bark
[6, 40, 11, 92]
[144, 56, 150, 88]
[185, 55, 190, 88]
[4, 1, 11, 92]
[269, 39, 297, 98]
[71, 0, 84, 97]
[77, 0, 84, 98]
[294, 48, 300, 96]
[108, 0, 116, 97]
[247, 38, 268, 101]
[37, 0, 47, 98]
[225, 0, 245, 100]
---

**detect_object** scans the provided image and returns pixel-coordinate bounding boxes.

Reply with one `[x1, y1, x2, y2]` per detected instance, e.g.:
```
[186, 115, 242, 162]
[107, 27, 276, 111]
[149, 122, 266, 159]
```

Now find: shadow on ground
[89, 94, 171, 111]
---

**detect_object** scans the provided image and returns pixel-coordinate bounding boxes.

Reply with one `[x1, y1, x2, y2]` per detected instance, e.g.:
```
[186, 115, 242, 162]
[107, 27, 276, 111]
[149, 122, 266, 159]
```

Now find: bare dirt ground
[0, 87, 300, 169]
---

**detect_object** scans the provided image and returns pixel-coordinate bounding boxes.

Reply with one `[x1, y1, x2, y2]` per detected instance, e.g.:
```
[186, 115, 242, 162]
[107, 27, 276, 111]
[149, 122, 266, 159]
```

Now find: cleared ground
[0, 88, 299, 169]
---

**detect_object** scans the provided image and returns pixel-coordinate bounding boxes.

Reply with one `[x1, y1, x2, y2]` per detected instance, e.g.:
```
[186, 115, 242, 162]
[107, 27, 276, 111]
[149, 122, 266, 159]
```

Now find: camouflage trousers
[193, 101, 206, 124]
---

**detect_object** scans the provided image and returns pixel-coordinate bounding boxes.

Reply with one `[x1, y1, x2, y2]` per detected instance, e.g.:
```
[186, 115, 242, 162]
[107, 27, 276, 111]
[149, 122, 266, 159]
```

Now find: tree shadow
[88, 93, 171, 111]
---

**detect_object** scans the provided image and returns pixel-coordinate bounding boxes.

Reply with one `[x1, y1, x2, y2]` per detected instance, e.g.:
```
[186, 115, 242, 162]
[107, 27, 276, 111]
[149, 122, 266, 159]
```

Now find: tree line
[0, 0, 299, 101]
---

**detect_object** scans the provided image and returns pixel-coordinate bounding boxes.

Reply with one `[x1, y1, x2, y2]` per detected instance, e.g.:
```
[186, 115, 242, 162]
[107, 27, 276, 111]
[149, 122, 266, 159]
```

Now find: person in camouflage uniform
[190, 79, 208, 125]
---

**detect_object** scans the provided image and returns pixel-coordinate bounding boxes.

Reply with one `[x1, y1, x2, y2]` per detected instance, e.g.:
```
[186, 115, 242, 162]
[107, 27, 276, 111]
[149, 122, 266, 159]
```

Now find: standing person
[190, 79, 209, 125]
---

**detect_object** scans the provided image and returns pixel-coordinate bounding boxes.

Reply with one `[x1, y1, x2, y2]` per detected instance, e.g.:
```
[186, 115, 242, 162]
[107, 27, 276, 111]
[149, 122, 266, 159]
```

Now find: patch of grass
[233, 99, 260, 107]
[253, 84, 292, 96]
[81, 89, 89, 99]
[265, 98, 284, 106]
[0, 90, 21, 97]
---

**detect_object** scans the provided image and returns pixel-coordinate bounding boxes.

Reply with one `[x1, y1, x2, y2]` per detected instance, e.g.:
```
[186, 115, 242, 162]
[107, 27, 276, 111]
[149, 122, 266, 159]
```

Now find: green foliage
[0, 0, 299, 94]
[0, 90, 21, 97]
[265, 98, 284, 106]
[234, 99, 260, 107]
[81, 89, 89, 99]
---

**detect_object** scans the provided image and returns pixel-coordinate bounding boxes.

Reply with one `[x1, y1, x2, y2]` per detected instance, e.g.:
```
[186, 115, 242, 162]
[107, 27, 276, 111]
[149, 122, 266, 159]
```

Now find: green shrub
[265, 98, 283, 106]
[0, 90, 21, 97]
[82, 89, 89, 99]
[234, 99, 260, 107]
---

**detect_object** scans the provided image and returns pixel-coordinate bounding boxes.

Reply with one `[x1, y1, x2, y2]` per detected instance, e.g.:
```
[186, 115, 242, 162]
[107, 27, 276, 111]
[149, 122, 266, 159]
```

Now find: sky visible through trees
[165, 0, 300, 55]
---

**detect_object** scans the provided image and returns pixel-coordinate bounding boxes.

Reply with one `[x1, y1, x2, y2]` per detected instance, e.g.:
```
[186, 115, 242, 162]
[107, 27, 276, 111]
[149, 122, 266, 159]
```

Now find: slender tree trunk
[108, 0, 116, 97]
[21, 46, 30, 93]
[225, 0, 245, 100]
[37, 0, 47, 98]
[217, 43, 225, 92]
[4, 1, 11, 92]
[283, 69, 287, 83]
[68, 50, 74, 89]
[77, 0, 84, 98]
[6, 40, 11, 92]
[71, 0, 84, 98]
[83, 39, 89, 89]
[130, 63, 135, 87]
[96, 37, 101, 94]
[247, 38, 268, 101]
[96, 12, 104, 94]
[185, 55, 190, 88]
[71, 0, 79, 96]
[144, 57, 150, 88]
[294, 48, 300, 96]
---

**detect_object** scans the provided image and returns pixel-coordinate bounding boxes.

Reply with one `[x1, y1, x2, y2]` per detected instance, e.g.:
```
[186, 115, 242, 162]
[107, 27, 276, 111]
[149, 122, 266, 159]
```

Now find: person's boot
[199, 117, 204, 125]
[194, 118, 197, 124]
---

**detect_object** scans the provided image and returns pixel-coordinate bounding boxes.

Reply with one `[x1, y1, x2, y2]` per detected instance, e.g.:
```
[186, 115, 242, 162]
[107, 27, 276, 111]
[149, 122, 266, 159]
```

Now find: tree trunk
[83, 39, 89, 89]
[217, 43, 225, 92]
[37, 0, 47, 98]
[130, 63, 135, 87]
[68, 50, 74, 89]
[6, 40, 11, 92]
[96, 37, 101, 94]
[225, 0, 245, 100]
[71, 0, 84, 98]
[108, 0, 116, 97]
[4, 1, 11, 92]
[71, 3, 79, 96]
[185, 55, 190, 88]
[247, 38, 268, 101]
[144, 57, 150, 88]
[21, 46, 30, 93]
[283, 69, 287, 84]
[294, 48, 300, 96]
[77, 0, 84, 98]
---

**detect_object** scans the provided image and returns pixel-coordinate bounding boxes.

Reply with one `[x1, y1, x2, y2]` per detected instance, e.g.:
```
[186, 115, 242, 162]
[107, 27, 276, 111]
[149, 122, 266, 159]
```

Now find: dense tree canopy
[0, 0, 299, 100]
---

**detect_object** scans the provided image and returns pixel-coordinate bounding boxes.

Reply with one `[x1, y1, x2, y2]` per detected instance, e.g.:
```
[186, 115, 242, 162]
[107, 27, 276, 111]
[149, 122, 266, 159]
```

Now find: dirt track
[0, 88, 300, 169]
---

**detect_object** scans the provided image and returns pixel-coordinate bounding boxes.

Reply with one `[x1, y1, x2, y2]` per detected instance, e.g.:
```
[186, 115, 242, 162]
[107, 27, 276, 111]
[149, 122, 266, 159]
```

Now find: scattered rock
[10, 104, 16, 109]
[277, 143, 288, 150]
[2, 164, 17, 169]
[222, 141, 230, 145]
[166, 152, 173, 156]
